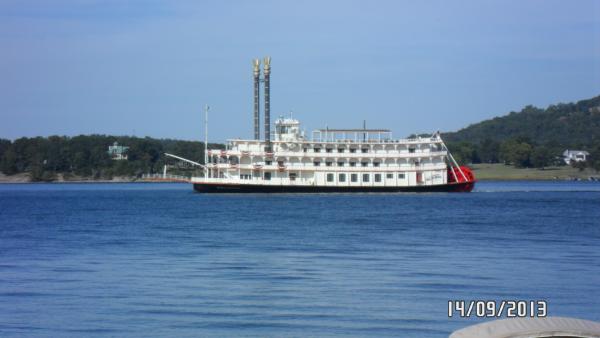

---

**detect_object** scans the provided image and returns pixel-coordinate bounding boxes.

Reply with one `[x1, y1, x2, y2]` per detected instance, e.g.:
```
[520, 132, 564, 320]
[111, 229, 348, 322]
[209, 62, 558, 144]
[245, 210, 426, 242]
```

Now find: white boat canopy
[450, 317, 600, 338]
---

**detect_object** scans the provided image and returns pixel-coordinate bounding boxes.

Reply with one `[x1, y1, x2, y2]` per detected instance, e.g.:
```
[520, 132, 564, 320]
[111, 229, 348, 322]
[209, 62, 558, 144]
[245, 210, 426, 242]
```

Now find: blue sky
[1, 0, 599, 142]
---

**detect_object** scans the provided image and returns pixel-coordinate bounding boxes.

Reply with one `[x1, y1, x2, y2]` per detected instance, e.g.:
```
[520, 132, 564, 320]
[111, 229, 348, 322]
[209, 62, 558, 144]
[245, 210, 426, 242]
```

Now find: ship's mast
[204, 104, 209, 177]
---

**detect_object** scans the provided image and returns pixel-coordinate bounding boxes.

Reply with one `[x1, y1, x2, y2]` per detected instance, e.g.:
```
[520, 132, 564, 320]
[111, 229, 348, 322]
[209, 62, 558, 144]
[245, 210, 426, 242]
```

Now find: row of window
[231, 160, 422, 167]
[326, 173, 406, 183]
[315, 161, 383, 167]
[306, 147, 417, 153]
[315, 161, 421, 167]
[244, 172, 408, 182]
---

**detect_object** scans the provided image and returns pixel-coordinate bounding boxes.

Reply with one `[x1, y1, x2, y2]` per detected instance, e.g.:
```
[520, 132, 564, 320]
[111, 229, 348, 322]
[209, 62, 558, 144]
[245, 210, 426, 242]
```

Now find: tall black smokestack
[253, 59, 260, 140]
[263, 56, 272, 152]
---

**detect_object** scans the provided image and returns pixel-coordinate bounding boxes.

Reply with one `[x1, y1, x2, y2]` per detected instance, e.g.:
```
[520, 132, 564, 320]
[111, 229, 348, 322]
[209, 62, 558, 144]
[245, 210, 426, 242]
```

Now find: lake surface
[1, 181, 599, 337]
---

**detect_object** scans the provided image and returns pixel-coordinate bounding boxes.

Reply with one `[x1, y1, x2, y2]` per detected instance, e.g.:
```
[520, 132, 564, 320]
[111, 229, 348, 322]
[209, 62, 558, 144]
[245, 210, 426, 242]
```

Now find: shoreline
[1, 164, 598, 183]
[470, 163, 599, 181]
[0, 180, 157, 184]
[0, 173, 142, 184]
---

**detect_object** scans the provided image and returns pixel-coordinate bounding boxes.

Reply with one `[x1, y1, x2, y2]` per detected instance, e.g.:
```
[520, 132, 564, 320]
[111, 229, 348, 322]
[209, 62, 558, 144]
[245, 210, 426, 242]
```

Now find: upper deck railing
[226, 136, 442, 148]
[215, 150, 448, 159]
[312, 128, 393, 143]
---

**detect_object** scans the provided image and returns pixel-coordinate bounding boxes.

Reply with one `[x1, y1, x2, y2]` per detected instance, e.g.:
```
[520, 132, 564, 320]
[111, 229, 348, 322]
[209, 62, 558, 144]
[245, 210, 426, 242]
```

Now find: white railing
[212, 150, 448, 159]
[142, 173, 191, 182]
[225, 137, 440, 148]
[209, 163, 447, 172]
[192, 176, 315, 186]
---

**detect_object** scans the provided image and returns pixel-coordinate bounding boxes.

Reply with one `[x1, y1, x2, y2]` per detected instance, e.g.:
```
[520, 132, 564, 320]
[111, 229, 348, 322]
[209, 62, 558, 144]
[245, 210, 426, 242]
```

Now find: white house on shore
[563, 149, 589, 165]
[108, 142, 129, 160]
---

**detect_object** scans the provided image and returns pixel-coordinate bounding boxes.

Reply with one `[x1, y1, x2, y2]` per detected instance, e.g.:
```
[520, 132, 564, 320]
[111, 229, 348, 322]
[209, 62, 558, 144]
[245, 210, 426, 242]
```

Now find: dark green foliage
[571, 160, 587, 172]
[0, 135, 224, 181]
[478, 139, 500, 163]
[444, 94, 600, 169]
[499, 139, 533, 168]
[590, 143, 600, 172]
[446, 141, 479, 164]
[0, 139, 15, 174]
[530, 146, 552, 169]
[445, 95, 600, 146]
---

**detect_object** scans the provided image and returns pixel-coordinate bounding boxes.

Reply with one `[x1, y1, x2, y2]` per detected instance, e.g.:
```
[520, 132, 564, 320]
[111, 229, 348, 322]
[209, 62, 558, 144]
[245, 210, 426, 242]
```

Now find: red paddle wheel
[447, 166, 476, 192]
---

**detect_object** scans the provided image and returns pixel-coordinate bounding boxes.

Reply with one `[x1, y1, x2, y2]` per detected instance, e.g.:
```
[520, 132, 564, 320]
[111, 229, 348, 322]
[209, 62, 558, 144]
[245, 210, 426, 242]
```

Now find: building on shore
[108, 142, 129, 160]
[563, 149, 589, 165]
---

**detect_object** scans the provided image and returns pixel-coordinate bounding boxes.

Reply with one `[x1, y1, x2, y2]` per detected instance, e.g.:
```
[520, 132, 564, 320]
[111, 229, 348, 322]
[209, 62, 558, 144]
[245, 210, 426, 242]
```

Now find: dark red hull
[193, 181, 475, 193]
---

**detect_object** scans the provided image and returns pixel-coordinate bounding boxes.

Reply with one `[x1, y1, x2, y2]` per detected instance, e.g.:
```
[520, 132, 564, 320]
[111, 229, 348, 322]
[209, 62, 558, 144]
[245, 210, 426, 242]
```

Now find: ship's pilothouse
[273, 116, 305, 143]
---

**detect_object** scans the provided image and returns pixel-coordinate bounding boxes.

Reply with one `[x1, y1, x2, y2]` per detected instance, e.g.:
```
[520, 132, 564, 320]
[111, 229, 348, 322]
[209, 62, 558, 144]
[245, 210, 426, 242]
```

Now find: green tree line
[444, 95, 600, 146]
[0, 135, 223, 181]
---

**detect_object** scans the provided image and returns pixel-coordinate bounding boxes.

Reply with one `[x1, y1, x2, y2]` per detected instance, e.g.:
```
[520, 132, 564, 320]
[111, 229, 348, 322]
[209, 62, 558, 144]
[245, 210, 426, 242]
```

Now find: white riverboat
[191, 57, 475, 193]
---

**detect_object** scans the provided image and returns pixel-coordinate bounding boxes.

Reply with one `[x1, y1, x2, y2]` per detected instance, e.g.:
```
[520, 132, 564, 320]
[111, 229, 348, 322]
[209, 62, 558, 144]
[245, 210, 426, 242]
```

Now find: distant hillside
[442, 94, 600, 169]
[444, 94, 600, 148]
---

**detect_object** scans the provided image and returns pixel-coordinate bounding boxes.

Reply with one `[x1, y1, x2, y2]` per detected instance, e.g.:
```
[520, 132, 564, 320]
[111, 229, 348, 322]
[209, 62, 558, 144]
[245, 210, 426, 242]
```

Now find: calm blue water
[0, 181, 599, 337]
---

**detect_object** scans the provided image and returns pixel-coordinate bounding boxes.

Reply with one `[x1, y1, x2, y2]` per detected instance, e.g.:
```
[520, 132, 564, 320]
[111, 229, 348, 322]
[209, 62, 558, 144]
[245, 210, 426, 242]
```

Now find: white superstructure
[193, 116, 458, 188]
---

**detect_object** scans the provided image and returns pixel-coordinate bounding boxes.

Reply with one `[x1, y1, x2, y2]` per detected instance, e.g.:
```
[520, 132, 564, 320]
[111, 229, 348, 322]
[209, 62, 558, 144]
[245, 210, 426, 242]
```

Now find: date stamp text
[448, 300, 547, 318]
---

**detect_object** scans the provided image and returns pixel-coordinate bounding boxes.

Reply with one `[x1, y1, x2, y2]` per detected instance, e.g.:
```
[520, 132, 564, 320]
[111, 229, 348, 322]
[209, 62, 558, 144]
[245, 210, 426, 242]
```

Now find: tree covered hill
[443, 94, 600, 170]
[444, 94, 600, 147]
